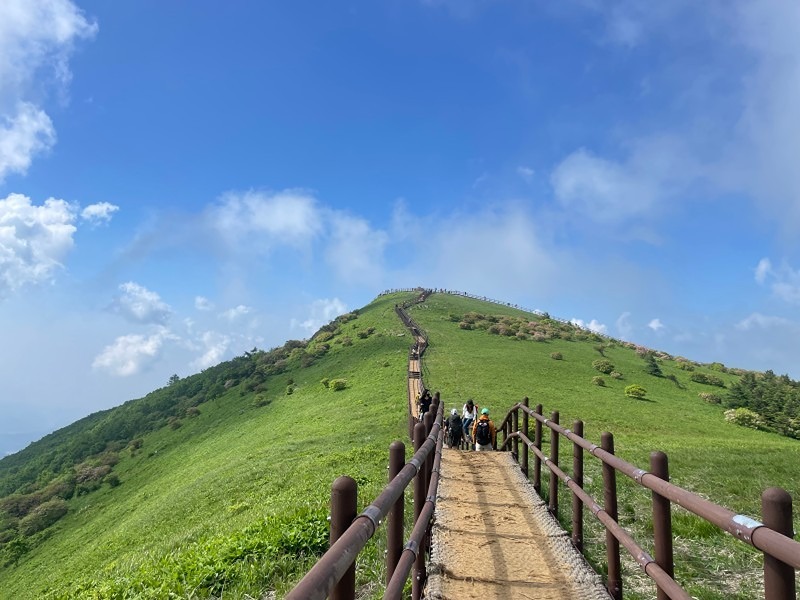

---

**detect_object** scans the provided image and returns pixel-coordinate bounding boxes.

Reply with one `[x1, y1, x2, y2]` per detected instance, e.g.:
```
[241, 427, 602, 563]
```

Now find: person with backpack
[445, 408, 463, 449]
[472, 407, 496, 451]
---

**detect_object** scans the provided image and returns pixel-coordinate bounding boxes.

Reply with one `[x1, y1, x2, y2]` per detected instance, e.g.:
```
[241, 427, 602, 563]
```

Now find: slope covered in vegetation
[1, 289, 798, 599]
[0, 291, 419, 599]
[406, 293, 800, 600]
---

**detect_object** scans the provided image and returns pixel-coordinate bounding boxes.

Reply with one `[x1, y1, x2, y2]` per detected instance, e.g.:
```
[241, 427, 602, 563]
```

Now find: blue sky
[3, 0, 800, 456]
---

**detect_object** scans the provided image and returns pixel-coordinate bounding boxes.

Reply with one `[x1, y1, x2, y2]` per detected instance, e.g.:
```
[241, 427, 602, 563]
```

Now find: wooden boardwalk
[427, 449, 610, 600]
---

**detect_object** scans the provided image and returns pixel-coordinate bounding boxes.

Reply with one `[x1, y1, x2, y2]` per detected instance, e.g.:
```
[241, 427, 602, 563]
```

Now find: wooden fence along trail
[288, 289, 799, 600]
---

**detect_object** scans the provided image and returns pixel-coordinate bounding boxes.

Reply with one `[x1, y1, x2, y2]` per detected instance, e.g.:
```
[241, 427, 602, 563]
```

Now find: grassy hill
[406, 292, 800, 599]
[0, 290, 798, 599]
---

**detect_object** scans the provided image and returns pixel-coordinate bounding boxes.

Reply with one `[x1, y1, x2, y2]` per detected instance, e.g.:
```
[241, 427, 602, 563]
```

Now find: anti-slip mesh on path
[426, 449, 611, 600]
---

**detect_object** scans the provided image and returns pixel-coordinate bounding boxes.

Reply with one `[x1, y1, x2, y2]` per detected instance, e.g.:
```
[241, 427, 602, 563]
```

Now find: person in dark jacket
[445, 409, 463, 448]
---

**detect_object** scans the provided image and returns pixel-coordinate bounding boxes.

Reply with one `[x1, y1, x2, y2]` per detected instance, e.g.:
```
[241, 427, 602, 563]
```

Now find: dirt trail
[427, 449, 610, 600]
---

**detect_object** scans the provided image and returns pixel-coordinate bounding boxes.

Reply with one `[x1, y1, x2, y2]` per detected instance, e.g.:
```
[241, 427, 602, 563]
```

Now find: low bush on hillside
[699, 392, 722, 404]
[724, 407, 765, 431]
[592, 359, 615, 374]
[18, 498, 68, 536]
[592, 376, 605, 387]
[610, 371, 623, 380]
[691, 372, 726, 387]
[727, 370, 800, 439]
[624, 384, 647, 399]
[329, 379, 348, 391]
[550, 352, 563, 360]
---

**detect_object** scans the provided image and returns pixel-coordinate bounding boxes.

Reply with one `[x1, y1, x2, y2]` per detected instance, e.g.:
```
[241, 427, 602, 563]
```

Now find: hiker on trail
[473, 408, 496, 451]
[419, 389, 433, 420]
[462, 399, 478, 443]
[445, 408, 463, 449]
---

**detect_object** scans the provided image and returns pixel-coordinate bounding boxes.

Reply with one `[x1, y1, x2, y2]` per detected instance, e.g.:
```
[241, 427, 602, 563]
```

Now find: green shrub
[550, 352, 563, 360]
[610, 371, 623, 379]
[724, 407, 764, 430]
[458, 321, 473, 330]
[691, 372, 726, 387]
[285, 385, 294, 395]
[676, 362, 695, 371]
[592, 359, 615, 374]
[320, 378, 330, 388]
[330, 379, 347, 391]
[592, 376, 605, 387]
[105, 473, 121, 488]
[699, 392, 722, 404]
[252, 395, 270, 408]
[625, 384, 647, 399]
[18, 498, 68, 536]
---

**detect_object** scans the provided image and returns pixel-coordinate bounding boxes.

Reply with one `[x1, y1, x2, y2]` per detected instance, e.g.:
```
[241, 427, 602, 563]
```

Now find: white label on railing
[732, 514, 762, 530]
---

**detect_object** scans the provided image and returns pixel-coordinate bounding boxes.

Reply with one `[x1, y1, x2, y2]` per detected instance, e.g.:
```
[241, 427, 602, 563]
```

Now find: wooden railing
[498, 398, 799, 600]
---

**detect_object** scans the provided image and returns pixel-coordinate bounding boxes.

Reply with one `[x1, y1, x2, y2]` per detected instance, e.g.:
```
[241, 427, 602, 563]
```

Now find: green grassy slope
[2, 290, 798, 599]
[0, 291, 419, 599]
[409, 292, 800, 600]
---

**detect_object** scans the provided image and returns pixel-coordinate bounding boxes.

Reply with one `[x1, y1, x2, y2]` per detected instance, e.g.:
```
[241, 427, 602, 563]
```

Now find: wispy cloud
[648, 318, 664, 332]
[81, 202, 119, 226]
[189, 331, 230, 371]
[195, 296, 214, 311]
[570, 317, 608, 334]
[208, 189, 323, 252]
[219, 304, 252, 322]
[291, 298, 347, 335]
[753, 258, 800, 304]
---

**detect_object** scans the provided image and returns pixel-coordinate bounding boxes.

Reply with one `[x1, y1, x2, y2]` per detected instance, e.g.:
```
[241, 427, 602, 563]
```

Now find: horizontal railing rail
[497, 399, 798, 600]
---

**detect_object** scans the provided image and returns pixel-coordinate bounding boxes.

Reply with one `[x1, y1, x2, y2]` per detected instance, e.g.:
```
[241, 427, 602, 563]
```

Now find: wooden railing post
[650, 451, 674, 600]
[534, 404, 542, 494]
[602, 432, 622, 600]
[522, 397, 529, 478]
[387, 441, 405, 585]
[549, 411, 559, 515]
[412, 422, 426, 600]
[512, 405, 519, 462]
[572, 419, 584, 553]
[762, 487, 795, 600]
[330, 476, 357, 600]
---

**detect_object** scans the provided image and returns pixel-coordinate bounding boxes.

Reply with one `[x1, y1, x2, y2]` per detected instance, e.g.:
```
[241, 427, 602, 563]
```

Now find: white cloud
[755, 258, 771, 284]
[0, 103, 56, 180]
[112, 282, 172, 325]
[291, 298, 348, 335]
[736, 312, 793, 331]
[195, 296, 213, 311]
[615, 311, 633, 339]
[80, 202, 119, 225]
[325, 214, 388, 286]
[219, 304, 252, 322]
[425, 206, 557, 298]
[517, 166, 535, 181]
[92, 327, 175, 376]
[0, 0, 97, 182]
[570, 318, 608, 334]
[753, 258, 800, 304]
[648, 318, 664, 331]
[551, 136, 695, 225]
[190, 331, 230, 371]
[0, 193, 77, 295]
[208, 189, 323, 251]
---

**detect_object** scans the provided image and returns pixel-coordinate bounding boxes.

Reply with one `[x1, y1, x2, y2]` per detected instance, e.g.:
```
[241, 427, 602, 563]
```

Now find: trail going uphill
[427, 449, 609, 599]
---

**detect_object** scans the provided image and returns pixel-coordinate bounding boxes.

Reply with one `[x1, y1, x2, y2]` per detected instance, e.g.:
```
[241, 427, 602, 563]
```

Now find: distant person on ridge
[473, 408, 496, 451]
[419, 389, 433, 420]
[445, 408, 463, 449]
[462, 399, 478, 445]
